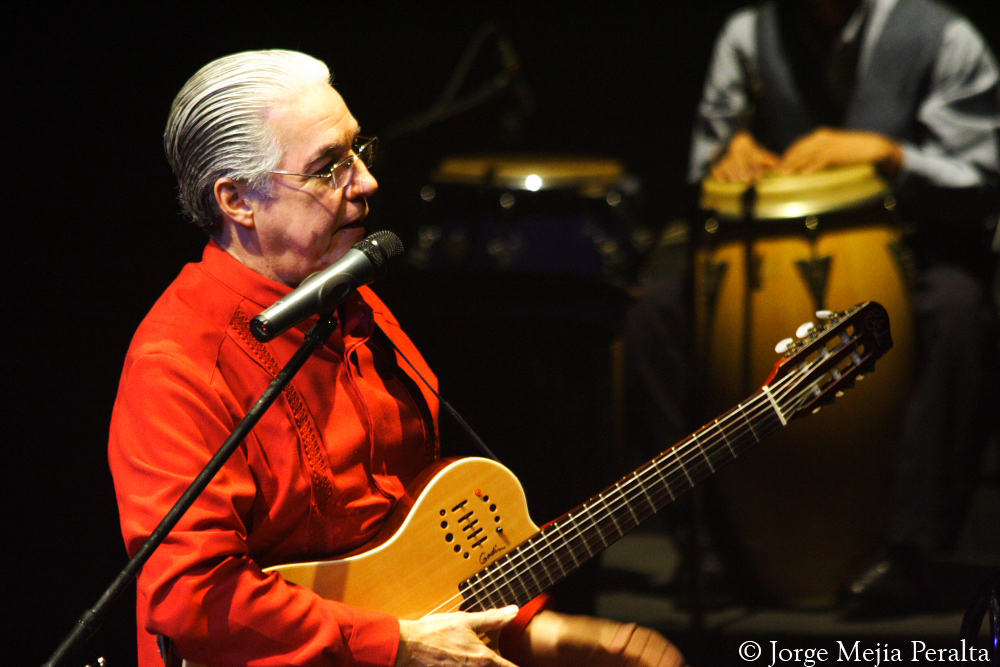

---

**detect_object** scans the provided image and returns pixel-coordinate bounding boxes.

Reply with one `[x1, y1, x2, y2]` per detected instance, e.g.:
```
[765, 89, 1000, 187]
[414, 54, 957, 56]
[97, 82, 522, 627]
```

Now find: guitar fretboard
[459, 384, 789, 611]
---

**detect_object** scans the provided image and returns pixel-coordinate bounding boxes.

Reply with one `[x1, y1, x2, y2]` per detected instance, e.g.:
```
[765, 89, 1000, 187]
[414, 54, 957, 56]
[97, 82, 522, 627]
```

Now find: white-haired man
[109, 50, 684, 667]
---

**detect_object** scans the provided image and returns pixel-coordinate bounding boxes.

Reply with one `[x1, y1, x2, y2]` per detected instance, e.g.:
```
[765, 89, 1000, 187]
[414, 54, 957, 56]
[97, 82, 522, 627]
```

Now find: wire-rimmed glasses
[269, 136, 378, 190]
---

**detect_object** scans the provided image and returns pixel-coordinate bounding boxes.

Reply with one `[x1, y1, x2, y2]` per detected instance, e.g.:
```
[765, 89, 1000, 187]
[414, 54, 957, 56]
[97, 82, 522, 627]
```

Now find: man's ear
[214, 177, 256, 230]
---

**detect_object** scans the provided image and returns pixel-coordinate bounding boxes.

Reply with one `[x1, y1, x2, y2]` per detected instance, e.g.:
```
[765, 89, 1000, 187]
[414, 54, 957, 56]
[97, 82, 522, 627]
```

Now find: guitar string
[429, 350, 836, 616]
[423, 330, 857, 615]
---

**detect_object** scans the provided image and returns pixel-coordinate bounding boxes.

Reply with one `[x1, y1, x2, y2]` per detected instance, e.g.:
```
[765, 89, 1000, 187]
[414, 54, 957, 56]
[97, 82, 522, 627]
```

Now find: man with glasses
[109, 50, 684, 667]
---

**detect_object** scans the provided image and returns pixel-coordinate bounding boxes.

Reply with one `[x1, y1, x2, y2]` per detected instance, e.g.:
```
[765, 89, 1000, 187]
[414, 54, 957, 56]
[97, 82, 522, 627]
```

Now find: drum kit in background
[409, 155, 650, 281]
[410, 155, 915, 609]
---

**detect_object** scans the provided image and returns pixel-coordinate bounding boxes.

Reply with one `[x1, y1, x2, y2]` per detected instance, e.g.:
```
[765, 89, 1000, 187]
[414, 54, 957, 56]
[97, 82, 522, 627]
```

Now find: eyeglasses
[269, 136, 378, 190]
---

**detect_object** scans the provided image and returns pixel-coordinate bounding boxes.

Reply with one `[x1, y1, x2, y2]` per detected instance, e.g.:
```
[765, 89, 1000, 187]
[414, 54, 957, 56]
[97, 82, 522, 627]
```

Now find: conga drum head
[695, 164, 914, 608]
[701, 164, 891, 220]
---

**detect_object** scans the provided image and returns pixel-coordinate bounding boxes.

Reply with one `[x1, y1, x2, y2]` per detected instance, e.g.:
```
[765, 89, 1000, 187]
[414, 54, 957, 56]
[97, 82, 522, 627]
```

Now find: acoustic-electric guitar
[184, 301, 892, 667]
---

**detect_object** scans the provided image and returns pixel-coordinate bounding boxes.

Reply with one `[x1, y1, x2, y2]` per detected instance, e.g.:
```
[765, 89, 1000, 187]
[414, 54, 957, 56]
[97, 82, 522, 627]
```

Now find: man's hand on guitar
[397, 606, 521, 667]
[520, 611, 686, 667]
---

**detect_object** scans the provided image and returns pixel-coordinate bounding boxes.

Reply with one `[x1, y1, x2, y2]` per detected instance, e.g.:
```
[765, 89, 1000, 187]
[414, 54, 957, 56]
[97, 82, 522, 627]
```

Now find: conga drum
[696, 164, 915, 608]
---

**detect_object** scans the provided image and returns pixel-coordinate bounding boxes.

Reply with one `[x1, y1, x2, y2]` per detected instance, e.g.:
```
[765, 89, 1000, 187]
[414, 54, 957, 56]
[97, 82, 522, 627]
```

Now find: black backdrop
[11, 3, 998, 666]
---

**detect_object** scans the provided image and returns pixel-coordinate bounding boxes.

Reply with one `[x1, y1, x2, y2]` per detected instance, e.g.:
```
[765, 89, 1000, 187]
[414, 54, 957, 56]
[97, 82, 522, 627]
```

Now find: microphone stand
[43, 313, 340, 667]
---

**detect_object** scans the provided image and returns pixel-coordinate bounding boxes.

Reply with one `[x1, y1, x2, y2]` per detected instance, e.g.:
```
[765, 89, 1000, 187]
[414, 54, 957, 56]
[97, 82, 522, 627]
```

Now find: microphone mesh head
[355, 230, 404, 277]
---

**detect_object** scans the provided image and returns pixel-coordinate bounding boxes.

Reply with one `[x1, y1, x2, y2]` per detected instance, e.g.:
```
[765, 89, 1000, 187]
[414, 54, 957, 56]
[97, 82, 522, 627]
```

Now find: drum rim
[433, 154, 626, 192]
[700, 164, 891, 220]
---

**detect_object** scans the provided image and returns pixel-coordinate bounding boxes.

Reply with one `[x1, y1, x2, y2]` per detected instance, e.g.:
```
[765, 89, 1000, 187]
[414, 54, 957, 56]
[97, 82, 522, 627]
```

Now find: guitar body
[268, 457, 540, 619]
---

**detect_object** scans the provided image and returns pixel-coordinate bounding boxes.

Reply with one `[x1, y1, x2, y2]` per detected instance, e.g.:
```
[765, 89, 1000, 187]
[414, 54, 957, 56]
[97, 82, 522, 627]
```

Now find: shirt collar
[199, 240, 375, 343]
[200, 240, 293, 311]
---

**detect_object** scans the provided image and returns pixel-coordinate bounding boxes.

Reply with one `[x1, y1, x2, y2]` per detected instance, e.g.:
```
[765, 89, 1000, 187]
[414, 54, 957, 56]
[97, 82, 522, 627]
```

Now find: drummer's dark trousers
[887, 249, 1000, 556]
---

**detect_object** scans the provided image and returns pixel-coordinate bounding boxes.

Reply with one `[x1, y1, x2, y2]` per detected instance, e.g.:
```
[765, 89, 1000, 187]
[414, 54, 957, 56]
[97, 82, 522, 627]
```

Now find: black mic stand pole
[43, 313, 340, 667]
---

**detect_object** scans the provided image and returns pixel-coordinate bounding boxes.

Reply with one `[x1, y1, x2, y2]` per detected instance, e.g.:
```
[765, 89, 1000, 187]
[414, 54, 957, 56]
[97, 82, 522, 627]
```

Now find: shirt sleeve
[688, 8, 759, 183]
[109, 351, 400, 667]
[898, 18, 1000, 189]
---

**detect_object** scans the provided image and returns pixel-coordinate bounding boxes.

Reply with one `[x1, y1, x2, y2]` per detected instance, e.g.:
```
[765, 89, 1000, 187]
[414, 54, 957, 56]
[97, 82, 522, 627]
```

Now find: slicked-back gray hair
[165, 50, 331, 235]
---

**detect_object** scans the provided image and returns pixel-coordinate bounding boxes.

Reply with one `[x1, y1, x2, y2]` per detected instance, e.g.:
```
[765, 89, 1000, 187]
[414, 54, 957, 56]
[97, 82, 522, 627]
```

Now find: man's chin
[341, 223, 366, 244]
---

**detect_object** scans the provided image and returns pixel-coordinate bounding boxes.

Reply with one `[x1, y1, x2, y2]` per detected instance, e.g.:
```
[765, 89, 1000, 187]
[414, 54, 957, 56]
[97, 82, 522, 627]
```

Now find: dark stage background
[11, 4, 999, 666]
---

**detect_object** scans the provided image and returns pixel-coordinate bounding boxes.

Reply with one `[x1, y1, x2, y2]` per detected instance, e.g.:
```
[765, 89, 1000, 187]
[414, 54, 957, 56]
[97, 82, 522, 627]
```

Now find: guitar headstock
[766, 302, 892, 421]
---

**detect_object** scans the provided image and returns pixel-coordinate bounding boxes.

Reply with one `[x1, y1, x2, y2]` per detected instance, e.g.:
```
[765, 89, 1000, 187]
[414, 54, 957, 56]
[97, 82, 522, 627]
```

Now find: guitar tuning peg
[835, 390, 845, 397]
[816, 310, 833, 320]
[775, 337, 795, 354]
[856, 374, 865, 381]
[796, 322, 816, 338]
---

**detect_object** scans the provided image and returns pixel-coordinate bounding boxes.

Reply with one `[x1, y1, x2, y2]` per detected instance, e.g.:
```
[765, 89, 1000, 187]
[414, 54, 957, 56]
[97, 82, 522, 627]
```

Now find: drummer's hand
[396, 606, 520, 667]
[776, 128, 903, 178]
[711, 131, 780, 183]
[519, 611, 686, 667]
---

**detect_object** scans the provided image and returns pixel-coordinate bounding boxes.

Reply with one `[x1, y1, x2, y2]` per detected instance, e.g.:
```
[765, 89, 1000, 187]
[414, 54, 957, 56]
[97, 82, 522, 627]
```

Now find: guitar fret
[573, 507, 594, 560]
[532, 534, 556, 585]
[632, 473, 655, 510]
[600, 492, 622, 535]
[479, 572, 504, 609]
[737, 403, 760, 441]
[521, 549, 545, 593]
[725, 410, 756, 455]
[691, 431, 715, 472]
[464, 575, 489, 609]
[544, 527, 570, 576]
[640, 464, 670, 511]
[617, 482, 640, 524]
[507, 564, 533, 604]
[715, 418, 737, 458]
[762, 385, 788, 426]
[672, 446, 695, 488]
[651, 457, 677, 501]
[583, 503, 609, 550]
[556, 521, 582, 567]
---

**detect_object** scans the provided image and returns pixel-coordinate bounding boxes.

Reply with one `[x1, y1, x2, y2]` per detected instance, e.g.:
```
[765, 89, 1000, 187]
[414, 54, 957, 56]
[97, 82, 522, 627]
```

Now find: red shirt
[109, 242, 440, 667]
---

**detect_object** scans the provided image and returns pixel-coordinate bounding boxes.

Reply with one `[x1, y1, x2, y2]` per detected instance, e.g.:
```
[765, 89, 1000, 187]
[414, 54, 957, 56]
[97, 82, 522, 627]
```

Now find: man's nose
[346, 161, 377, 198]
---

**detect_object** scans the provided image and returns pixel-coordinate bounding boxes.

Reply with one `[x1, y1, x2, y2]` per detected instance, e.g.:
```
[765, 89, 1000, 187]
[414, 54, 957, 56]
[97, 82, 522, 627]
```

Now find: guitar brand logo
[479, 544, 506, 564]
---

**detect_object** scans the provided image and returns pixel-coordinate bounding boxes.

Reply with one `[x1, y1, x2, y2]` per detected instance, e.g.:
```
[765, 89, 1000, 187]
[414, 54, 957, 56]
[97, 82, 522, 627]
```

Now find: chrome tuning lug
[775, 337, 796, 354]
[795, 321, 816, 339]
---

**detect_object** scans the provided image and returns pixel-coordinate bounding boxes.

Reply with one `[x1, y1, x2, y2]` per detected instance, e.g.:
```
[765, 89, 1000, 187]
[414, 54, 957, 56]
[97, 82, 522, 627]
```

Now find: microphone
[251, 230, 404, 342]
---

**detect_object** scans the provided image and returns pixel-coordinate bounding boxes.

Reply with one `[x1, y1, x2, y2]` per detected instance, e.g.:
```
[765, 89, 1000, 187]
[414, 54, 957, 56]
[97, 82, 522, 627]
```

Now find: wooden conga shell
[696, 165, 915, 608]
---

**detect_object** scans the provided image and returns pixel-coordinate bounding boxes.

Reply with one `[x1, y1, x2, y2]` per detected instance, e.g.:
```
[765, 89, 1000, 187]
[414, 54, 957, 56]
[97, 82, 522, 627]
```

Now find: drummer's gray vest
[755, 0, 955, 153]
